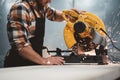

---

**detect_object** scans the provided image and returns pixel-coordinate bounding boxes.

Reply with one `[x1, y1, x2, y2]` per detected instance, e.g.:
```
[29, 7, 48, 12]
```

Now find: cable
[100, 28, 120, 51]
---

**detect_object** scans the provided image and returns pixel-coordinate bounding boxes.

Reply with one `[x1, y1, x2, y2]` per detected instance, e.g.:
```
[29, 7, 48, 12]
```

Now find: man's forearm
[55, 10, 64, 21]
[19, 45, 45, 65]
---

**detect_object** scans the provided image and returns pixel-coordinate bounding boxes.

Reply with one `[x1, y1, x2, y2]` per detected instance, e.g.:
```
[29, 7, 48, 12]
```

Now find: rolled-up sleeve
[7, 4, 31, 50]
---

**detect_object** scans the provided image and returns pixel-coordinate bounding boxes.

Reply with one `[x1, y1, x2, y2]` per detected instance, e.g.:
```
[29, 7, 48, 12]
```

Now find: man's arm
[46, 6, 64, 22]
[54, 10, 64, 21]
[19, 45, 65, 65]
[19, 45, 46, 64]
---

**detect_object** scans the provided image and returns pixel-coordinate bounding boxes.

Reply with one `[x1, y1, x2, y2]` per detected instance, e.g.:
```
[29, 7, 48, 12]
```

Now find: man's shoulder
[11, 0, 30, 11]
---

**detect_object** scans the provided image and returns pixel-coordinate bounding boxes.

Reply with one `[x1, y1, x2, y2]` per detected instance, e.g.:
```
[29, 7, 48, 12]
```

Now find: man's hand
[42, 56, 65, 65]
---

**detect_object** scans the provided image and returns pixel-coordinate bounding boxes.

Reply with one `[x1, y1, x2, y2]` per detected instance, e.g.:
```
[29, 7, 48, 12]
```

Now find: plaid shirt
[7, 0, 57, 50]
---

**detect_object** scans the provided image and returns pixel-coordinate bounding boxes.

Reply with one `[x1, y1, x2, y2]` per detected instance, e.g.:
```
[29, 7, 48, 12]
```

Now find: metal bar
[48, 50, 72, 53]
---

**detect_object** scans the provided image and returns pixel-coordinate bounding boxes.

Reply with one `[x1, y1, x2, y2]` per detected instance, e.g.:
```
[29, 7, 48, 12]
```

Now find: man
[4, 0, 66, 67]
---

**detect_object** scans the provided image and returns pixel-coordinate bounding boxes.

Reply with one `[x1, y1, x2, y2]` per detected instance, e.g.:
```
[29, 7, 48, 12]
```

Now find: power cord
[100, 28, 120, 51]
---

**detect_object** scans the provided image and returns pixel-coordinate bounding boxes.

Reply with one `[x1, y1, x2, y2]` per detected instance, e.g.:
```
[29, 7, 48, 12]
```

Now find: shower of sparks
[106, 4, 120, 63]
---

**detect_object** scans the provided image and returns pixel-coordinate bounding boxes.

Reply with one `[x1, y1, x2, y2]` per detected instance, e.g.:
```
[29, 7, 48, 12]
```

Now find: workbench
[0, 64, 120, 80]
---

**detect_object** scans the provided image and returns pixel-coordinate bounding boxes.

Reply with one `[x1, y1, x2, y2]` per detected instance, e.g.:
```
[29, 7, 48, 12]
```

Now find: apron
[4, 0, 45, 67]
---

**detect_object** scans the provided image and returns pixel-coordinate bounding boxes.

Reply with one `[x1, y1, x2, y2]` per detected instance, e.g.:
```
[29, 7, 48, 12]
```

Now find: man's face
[40, 0, 51, 6]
